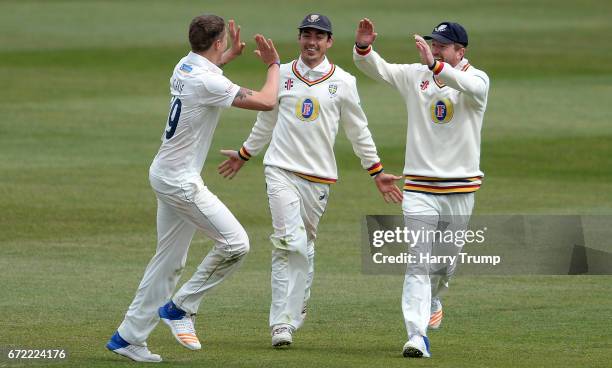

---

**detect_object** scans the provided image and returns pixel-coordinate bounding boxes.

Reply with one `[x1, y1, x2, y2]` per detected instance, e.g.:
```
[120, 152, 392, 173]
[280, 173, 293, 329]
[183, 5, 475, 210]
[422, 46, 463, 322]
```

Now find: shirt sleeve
[435, 63, 489, 108]
[240, 104, 279, 159]
[198, 74, 240, 108]
[339, 75, 383, 176]
[353, 45, 411, 91]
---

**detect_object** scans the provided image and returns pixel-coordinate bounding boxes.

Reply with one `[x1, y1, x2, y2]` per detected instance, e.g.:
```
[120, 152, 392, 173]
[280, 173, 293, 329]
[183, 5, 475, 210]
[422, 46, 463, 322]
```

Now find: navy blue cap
[424, 22, 468, 47]
[298, 14, 332, 34]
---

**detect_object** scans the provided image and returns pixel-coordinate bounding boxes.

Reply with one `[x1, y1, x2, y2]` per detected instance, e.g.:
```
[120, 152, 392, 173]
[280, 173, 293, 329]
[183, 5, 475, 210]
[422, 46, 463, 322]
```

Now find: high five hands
[221, 20, 279, 67]
[414, 34, 435, 67]
[356, 18, 435, 68]
[220, 20, 246, 65]
[355, 18, 377, 47]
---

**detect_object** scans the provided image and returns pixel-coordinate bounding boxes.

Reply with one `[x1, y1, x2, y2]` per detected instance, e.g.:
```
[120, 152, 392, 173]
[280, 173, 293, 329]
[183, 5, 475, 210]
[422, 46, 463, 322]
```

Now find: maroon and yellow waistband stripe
[292, 61, 336, 86]
[403, 174, 482, 194]
[367, 162, 383, 176]
[403, 183, 481, 194]
[432, 60, 445, 75]
[238, 146, 251, 161]
[405, 175, 482, 183]
[294, 172, 337, 184]
[355, 45, 372, 56]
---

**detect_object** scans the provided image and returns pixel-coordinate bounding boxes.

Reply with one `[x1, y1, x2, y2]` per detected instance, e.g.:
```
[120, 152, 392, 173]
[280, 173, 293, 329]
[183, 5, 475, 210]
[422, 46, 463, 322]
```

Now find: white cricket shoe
[160, 315, 202, 350]
[402, 335, 431, 358]
[106, 331, 162, 363]
[159, 302, 202, 350]
[271, 325, 293, 347]
[429, 297, 443, 330]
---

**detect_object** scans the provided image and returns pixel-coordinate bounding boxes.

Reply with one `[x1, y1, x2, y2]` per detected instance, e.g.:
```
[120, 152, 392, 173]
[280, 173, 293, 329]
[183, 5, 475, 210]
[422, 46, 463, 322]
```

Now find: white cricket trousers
[401, 191, 474, 338]
[117, 174, 250, 345]
[265, 166, 329, 330]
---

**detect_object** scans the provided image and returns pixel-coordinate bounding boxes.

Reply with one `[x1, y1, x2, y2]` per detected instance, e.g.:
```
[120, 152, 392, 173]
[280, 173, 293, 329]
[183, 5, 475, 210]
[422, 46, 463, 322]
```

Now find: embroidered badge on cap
[434, 24, 448, 32]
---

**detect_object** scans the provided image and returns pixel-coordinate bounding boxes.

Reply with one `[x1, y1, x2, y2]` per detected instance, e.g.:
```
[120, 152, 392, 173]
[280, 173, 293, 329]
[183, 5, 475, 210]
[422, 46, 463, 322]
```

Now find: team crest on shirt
[328, 83, 338, 96]
[430, 98, 454, 124]
[179, 63, 192, 74]
[295, 97, 320, 122]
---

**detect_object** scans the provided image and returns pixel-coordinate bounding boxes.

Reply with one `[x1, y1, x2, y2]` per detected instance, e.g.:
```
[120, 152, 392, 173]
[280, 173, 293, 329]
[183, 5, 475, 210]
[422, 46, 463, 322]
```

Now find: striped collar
[292, 57, 335, 86]
[456, 58, 471, 71]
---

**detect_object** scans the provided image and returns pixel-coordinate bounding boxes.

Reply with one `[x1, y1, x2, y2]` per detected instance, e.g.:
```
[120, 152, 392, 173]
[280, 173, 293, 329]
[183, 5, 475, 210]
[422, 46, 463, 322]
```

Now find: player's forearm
[342, 115, 381, 171]
[347, 130, 384, 176]
[350, 133, 381, 170]
[340, 80, 382, 171]
[353, 138, 384, 177]
[219, 50, 238, 68]
[353, 47, 399, 88]
[353, 47, 382, 81]
[255, 63, 280, 108]
[434, 62, 488, 105]
[232, 63, 280, 111]
[242, 110, 277, 157]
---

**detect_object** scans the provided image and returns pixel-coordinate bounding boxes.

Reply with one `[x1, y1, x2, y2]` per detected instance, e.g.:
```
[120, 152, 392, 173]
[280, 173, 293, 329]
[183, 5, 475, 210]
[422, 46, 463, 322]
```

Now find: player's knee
[233, 228, 250, 256]
[239, 234, 250, 256]
[216, 228, 249, 259]
[270, 226, 308, 253]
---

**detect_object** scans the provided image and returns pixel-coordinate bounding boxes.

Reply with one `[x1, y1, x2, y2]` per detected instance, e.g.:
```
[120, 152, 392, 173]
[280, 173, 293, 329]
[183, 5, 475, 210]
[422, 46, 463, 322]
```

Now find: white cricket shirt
[353, 46, 489, 194]
[149, 51, 240, 185]
[239, 57, 382, 184]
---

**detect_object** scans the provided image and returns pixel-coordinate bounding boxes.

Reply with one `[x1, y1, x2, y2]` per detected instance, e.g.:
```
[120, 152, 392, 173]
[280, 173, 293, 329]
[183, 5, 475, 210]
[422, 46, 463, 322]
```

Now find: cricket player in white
[353, 19, 490, 358]
[106, 15, 281, 363]
[217, 14, 403, 348]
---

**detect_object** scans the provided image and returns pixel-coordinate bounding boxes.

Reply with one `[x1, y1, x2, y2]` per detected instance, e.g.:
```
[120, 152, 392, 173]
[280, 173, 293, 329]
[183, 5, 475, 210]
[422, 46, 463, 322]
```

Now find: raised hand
[253, 34, 279, 65]
[217, 150, 246, 179]
[219, 20, 246, 67]
[227, 19, 246, 58]
[374, 173, 403, 204]
[355, 18, 377, 47]
[414, 34, 434, 67]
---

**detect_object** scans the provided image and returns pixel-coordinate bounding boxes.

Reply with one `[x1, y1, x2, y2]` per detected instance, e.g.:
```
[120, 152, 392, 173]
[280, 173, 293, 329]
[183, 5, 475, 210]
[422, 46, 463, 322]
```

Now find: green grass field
[1, 0, 611, 367]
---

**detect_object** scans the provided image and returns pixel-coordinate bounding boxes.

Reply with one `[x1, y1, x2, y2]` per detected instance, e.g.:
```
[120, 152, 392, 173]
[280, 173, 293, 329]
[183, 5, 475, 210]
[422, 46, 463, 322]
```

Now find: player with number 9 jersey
[150, 58, 239, 184]
[106, 14, 280, 363]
